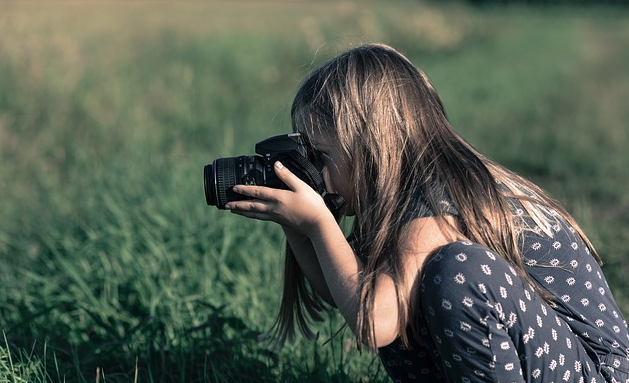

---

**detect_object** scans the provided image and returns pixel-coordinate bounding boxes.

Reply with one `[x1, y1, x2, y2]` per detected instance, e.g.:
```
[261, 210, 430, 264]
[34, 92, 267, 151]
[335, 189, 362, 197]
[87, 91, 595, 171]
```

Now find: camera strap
[277, 153, 345, 213]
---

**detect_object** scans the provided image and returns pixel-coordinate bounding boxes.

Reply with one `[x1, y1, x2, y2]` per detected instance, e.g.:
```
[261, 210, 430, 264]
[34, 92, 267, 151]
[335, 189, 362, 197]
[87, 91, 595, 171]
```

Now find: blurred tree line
[435, 0, 628, 4]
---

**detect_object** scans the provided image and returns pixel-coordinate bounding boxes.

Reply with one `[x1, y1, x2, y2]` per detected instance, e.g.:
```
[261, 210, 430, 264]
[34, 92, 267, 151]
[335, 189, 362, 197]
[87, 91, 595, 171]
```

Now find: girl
[225, 43, 629, 382]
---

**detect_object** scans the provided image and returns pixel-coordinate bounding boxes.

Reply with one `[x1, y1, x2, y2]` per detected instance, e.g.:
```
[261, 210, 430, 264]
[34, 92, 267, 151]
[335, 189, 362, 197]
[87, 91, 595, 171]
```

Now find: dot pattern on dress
[378, 212, 629, 383]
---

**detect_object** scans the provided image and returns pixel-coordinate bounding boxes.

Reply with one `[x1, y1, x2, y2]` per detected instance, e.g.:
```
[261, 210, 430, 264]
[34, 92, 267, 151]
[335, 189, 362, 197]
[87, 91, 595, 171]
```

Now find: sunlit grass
[0, 1, 628, 381]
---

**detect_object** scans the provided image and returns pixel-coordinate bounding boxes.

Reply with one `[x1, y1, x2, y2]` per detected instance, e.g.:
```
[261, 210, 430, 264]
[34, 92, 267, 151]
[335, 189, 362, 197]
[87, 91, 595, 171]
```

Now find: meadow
[0, 1, 628, 382]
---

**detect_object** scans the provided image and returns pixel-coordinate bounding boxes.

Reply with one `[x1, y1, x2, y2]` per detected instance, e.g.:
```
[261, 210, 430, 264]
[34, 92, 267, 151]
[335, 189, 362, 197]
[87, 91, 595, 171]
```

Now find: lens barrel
[203, 163, 217, 206]
[204, 156, 266, 209]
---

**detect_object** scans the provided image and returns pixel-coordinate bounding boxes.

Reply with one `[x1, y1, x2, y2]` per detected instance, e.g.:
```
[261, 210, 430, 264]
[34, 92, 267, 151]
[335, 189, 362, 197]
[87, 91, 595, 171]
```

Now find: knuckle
[239, 186, 257, 197]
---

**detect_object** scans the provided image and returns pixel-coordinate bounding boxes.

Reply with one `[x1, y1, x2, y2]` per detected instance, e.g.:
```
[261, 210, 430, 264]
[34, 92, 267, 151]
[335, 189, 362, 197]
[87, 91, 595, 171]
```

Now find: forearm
[305, 213, 400, 348]
[282, 226, 336, 306]
[309, 222, 360, 317]
[304, 214, 363, 336]
[225, 163, 399, 346]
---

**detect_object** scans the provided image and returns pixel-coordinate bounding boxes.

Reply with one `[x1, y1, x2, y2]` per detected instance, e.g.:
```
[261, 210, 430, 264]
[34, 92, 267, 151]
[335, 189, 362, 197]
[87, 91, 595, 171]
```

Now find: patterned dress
[378, 201, 629, 383]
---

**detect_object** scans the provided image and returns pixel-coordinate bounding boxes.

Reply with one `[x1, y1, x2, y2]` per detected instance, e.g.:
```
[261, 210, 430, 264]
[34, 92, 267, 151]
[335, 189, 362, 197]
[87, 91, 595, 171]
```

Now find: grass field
[0, 1, 628, 382]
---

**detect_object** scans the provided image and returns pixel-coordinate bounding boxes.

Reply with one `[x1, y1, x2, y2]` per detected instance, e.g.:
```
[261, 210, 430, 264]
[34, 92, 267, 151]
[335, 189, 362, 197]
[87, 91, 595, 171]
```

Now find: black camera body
[204, 133, 344, 211]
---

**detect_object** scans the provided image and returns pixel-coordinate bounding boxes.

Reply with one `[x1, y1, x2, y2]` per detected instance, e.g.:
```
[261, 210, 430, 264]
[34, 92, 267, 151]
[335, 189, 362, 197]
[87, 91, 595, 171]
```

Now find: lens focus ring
[215, 157, 238, 207]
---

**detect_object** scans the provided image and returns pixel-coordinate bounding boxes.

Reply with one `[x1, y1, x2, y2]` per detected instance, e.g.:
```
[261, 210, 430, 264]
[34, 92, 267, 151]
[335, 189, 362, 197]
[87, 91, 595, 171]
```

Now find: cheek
[321, 168, 336, 193]
[330, 167, 352, 198]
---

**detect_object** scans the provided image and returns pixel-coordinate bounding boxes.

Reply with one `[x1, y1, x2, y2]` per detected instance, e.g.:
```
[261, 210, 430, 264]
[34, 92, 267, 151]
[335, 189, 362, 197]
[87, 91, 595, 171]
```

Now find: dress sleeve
[419, 242, 528, 383]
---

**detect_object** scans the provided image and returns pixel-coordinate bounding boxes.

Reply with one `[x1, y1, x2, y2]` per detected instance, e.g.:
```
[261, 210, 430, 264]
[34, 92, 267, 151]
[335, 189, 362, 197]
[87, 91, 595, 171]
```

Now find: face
[309, 132, 355, 215]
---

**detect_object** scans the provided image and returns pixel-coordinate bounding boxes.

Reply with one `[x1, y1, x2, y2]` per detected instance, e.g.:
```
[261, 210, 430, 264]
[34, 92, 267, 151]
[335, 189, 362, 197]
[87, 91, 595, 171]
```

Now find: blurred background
[0, 0, 628, 382]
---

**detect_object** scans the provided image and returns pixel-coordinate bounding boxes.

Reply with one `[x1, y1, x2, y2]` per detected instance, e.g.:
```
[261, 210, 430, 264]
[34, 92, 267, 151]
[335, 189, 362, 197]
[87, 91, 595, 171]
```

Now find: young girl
[225, 43, 629, 383]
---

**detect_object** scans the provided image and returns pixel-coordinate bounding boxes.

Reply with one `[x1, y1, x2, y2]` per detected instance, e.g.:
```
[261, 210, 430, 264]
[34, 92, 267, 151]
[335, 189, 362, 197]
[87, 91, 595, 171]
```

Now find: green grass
[0, 1, 628, 382]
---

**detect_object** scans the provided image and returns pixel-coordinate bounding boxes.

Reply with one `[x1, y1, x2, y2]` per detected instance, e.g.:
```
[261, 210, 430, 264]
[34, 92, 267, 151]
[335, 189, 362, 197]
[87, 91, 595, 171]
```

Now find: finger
[273, 161, 307, 191]
[225, 199, 272, 213]
[227, 201, 279, 222]
[231, 184, 281, 201]
[230, 209, 271, 221]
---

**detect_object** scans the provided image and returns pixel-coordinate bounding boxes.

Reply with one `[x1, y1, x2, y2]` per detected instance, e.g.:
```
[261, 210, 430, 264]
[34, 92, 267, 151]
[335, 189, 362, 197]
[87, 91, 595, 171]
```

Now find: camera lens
[204, 156, 266, 209]
[204, 157, 238, 208]
[203, 163, 218, 206]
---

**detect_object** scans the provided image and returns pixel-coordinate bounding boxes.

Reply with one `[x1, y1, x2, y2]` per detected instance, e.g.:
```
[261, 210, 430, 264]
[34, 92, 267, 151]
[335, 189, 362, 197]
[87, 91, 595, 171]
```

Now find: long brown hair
[271, 43, 600, 350]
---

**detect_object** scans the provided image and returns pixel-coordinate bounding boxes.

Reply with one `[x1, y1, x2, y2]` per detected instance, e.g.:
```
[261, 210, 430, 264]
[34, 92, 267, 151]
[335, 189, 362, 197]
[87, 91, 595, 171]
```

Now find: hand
[225, 161, 334, 237]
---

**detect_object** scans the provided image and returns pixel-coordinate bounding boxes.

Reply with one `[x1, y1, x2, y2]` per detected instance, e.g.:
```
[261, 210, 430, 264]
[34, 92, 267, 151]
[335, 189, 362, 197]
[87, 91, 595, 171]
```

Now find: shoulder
[429, 240, 493, 261]
[422, 240, 518, 283]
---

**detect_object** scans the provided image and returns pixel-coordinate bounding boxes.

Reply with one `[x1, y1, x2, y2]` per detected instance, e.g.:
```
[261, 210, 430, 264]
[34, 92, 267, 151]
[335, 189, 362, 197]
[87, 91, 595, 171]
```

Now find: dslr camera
[204, 133, 344, 211]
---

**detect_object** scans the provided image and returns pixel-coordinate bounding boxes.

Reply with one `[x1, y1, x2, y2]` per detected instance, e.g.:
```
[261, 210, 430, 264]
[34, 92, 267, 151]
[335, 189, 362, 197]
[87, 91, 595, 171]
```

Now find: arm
[226, 161, 400, 348]
[303, 210, 401, 348]
[281, 225, 335, 306]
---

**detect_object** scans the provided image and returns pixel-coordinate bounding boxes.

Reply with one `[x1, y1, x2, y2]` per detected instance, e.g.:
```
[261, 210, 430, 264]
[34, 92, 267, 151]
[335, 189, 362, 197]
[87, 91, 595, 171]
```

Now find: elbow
[358, 276, 401, 349]
[373, 322, 399, 348]
[374, 314, 400, 348]
[372, 277, 402, 348]
[353, 322, 398, 350]
[362, 305, 401, 349]
[349, 326, 398, 351]
[348, 307, 399, 350]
